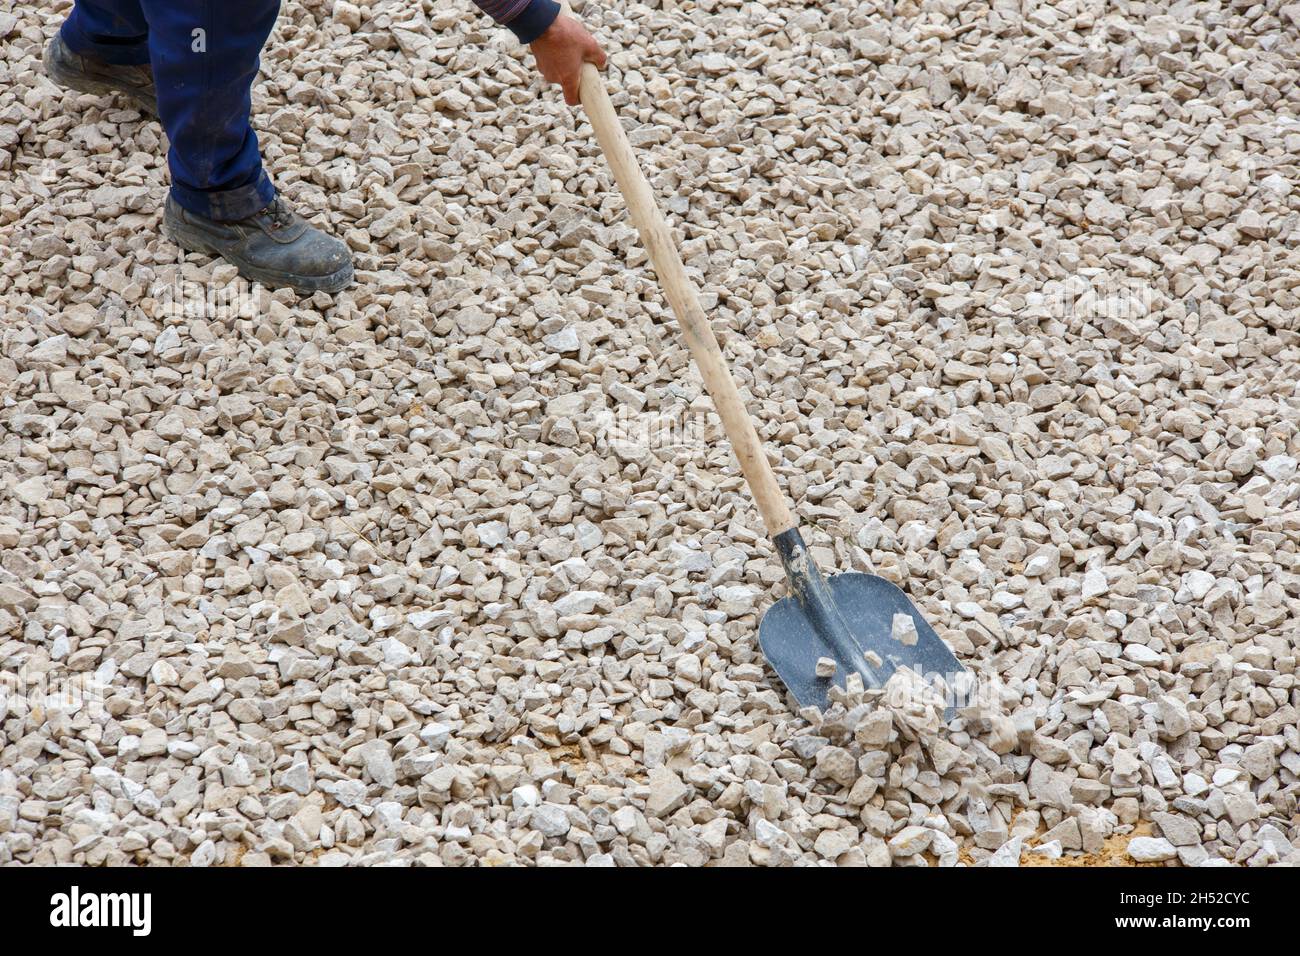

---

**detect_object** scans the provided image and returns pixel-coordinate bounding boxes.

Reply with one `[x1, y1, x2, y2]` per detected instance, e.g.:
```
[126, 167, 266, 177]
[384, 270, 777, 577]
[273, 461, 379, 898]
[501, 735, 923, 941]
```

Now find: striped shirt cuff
[475, 0, 561, 44]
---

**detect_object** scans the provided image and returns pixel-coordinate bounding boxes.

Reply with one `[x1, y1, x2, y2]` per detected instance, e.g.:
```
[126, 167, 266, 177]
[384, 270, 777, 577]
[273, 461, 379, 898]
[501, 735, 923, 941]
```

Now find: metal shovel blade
[758, 529, 967, 712]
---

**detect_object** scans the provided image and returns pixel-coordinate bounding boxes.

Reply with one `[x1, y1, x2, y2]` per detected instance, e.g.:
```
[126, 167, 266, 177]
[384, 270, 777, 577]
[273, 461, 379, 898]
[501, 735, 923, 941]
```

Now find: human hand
[531, 13, 607, 106]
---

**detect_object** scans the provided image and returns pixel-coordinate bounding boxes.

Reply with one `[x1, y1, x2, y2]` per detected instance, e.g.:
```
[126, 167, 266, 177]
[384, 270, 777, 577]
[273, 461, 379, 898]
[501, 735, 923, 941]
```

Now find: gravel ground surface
[2, 0, 1299, 866]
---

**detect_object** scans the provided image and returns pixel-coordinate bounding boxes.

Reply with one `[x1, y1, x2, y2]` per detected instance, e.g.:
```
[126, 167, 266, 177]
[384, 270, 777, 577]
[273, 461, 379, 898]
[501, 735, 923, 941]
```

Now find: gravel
[1, 0, 1298, 867]
[1127, 836, 1179, 863]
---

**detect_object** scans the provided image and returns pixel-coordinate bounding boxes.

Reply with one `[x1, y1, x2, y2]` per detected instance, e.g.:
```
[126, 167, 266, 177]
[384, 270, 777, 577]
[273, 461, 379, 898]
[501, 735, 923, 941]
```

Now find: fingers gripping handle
[568, 60, 797, 537]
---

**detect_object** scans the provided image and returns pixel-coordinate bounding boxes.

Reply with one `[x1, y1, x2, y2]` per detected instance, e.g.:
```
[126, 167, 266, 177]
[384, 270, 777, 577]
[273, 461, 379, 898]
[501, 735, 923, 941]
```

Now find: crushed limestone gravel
[0, 0, 1298, 866]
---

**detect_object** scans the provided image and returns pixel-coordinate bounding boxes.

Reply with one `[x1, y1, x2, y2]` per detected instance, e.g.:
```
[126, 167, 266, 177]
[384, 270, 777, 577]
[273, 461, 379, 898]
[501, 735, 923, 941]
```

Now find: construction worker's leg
[142, 0, 353, 292]
[139, 0, 279, 219]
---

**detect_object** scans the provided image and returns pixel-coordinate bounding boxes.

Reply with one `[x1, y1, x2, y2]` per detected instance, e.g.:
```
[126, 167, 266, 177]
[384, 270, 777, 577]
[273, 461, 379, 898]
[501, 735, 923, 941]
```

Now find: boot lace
[260, 197, 295, 231]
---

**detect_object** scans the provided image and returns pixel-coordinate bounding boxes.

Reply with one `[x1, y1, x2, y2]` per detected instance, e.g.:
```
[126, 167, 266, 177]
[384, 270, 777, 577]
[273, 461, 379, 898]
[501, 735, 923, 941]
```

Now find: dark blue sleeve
[472, 0, 561, 44]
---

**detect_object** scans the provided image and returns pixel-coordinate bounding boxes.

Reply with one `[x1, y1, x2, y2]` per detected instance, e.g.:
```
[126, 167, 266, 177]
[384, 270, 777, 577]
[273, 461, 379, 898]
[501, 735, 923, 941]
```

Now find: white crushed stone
[891, 612, 918, 646]
[0, 1, 1297, 868]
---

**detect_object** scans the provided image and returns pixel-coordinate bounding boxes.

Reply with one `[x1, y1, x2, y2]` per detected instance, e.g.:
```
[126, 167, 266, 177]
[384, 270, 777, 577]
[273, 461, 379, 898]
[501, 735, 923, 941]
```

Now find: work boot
[43, 33, 158, 117]
[164, 195, 354, 295]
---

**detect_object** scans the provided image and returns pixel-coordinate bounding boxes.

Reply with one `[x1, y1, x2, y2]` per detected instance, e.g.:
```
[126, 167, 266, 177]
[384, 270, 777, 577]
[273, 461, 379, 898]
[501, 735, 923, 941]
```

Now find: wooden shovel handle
[568, 54, 796, 537]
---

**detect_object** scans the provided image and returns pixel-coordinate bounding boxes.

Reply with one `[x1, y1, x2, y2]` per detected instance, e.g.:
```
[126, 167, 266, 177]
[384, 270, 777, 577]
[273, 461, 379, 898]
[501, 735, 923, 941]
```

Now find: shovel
[563, 16, 968, 711]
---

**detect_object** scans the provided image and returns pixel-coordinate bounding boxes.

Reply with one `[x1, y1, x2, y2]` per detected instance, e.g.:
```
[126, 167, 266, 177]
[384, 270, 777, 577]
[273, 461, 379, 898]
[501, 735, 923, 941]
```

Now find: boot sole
[44, 50, 158, 117]
[165, 216, 355, 296]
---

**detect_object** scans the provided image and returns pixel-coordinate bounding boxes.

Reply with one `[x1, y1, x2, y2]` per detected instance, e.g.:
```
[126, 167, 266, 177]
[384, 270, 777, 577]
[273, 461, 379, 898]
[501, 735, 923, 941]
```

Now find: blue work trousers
[61, 0, 280, 220]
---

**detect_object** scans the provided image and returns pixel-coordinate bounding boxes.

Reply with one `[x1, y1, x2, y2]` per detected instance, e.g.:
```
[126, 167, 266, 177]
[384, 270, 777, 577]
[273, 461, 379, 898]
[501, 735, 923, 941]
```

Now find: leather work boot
[43, 33, 158, 116]
[164, 195, 355, 295]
